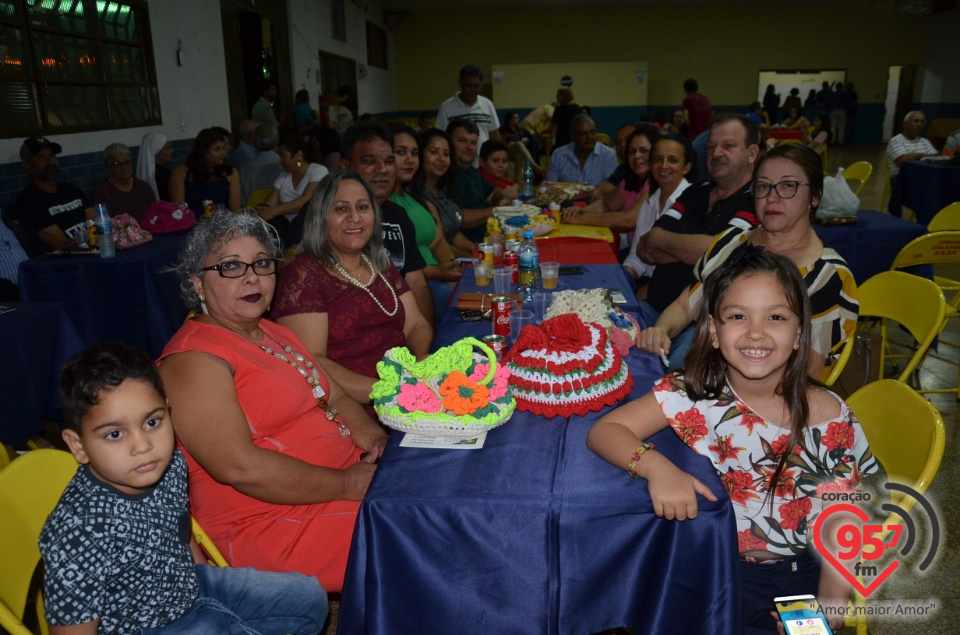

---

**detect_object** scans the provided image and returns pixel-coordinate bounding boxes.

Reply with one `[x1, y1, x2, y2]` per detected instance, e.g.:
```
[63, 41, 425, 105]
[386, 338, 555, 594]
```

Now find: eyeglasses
[751, 180, 810, 200]
[200, 258, 279, 278]
[109, 160, 133, 168]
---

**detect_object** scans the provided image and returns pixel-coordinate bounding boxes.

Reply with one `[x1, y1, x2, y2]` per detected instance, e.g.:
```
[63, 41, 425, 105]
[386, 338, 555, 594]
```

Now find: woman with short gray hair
[158, 209, 387, 593]
[91, 142, 156, 221]
[273, 170, 432, 409]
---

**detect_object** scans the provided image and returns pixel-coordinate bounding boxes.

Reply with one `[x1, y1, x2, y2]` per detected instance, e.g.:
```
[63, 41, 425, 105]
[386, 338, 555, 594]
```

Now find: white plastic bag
[816, 167, 860, 218]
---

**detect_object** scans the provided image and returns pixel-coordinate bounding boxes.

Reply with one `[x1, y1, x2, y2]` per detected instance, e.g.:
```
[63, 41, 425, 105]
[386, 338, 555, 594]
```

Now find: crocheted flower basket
[503, 313, 633, 418]
[372, 337, 517, 436]
[544, 288, 641, 357]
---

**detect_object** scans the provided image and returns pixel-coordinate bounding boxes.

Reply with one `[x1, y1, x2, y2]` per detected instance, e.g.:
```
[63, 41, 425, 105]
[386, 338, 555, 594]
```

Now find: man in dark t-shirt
[635, 113, 761, 369]
[340, 121, 434, 327]
[15, 135, 93, 253]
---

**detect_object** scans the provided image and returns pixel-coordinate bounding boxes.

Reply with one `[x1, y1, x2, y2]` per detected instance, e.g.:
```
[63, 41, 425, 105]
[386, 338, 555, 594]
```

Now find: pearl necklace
[333, 253, 399, 317]
[260, 332, 350, 438]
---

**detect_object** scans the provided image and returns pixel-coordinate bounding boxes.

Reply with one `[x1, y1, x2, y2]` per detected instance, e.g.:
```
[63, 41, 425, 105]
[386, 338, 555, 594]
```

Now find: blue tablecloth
[339, 266, 740, 634]
[18, 236, 187, 358]
[814, 210, 927, 285]
[0, 302, 86, 446]
[899, 160, 960, 225]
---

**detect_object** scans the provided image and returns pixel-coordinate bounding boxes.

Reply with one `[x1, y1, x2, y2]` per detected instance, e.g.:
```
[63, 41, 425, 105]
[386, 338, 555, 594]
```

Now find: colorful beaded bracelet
[627, 442, 656, 479]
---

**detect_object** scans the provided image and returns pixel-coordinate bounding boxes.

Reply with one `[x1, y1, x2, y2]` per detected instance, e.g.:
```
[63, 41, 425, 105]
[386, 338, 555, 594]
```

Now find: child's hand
[647, 463, 718, 521]
[637, 327, 672, 356]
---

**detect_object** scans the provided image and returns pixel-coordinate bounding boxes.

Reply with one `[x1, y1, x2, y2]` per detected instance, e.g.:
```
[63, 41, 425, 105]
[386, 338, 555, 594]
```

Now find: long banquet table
[339, 264, 740, 634]
[813, 209, 927, 284]
[18, 235, 187, 358]
[898, 160, 960, 225]
[0, 302, 86, 446]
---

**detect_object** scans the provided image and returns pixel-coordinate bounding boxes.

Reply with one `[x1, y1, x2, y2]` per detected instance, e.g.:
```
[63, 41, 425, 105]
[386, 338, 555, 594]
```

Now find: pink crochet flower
[397, 383, 442, 413]
[469, 363, 510, 401]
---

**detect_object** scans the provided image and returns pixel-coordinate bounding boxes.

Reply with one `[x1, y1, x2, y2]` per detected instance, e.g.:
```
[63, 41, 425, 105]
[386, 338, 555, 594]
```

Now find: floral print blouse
[652, 372, 878, 561]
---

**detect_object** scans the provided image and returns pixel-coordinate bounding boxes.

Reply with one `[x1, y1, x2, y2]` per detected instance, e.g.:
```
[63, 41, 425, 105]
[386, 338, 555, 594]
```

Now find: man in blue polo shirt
[546, 115, 618, 187]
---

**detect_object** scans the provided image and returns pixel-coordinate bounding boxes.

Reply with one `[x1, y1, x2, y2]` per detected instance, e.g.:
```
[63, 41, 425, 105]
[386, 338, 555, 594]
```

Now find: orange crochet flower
[439, 371, 490, 415]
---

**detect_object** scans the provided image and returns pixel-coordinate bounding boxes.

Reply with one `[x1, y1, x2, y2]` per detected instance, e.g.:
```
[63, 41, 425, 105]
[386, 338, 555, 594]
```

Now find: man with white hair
[231, 119, 260, 170]
[886, 111, 937, 178]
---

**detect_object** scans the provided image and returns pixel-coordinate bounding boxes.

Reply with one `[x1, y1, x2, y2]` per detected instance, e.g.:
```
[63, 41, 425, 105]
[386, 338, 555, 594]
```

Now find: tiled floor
[827, 144, 958, 635]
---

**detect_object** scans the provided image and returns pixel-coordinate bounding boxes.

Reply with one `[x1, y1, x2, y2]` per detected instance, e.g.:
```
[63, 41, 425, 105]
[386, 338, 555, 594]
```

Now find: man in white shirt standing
[886, 110, 937, 178]
[435, 65, 500, 167]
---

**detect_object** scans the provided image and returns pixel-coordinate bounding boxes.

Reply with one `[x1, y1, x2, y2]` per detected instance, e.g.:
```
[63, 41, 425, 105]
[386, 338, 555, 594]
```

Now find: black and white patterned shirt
[39, 450, 198, 634]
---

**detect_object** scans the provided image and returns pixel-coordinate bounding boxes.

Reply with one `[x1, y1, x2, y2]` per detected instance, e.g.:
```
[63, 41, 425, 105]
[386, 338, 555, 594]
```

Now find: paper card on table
[607, 289, 628, 304]
[399, 432, 488, 449]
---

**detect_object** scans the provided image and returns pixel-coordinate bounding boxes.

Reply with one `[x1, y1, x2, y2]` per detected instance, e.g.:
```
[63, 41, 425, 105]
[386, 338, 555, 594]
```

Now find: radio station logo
[812, 482, 940, 598]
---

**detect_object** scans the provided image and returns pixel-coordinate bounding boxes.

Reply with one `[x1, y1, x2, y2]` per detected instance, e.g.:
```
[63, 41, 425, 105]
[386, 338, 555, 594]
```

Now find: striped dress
[688, 227, 859, 358]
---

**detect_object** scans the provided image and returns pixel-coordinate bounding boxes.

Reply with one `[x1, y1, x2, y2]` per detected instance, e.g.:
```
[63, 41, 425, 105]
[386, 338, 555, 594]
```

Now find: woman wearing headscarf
[136, 133, 174, 201]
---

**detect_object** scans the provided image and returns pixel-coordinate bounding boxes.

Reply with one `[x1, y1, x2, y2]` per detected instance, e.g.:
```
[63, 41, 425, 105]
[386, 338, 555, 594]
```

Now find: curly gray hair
[172, 210, 283, 311]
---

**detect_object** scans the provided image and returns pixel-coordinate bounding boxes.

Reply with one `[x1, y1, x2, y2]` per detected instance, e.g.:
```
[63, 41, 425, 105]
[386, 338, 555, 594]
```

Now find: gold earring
[297, 160, 302, 167]
[199, 293, 209, 315]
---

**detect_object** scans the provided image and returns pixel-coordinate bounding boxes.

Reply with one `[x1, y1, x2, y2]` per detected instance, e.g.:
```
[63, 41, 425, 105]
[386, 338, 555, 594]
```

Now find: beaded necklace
[333, 253, 399, 317]
[259, 330, 351, 438]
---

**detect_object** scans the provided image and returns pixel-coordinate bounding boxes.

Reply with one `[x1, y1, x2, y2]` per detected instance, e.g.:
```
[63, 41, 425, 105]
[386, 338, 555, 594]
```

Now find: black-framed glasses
[200, 259, 280, 278]
[109, 160, 133, 168]
[751, 180, 810, 199]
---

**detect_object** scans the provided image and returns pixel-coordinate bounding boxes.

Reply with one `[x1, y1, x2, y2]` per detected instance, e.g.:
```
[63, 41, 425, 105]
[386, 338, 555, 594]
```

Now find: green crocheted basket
[371, 337, 516, 437]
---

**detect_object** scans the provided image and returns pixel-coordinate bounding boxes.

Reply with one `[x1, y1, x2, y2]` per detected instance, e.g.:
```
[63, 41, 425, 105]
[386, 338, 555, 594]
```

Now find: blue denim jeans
[140, 564, 327, 635]
[637, 300, 695, 373]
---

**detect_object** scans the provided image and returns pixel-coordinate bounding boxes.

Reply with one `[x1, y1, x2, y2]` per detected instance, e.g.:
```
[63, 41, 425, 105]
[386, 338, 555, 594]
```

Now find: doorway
[882, 65, 917, 142]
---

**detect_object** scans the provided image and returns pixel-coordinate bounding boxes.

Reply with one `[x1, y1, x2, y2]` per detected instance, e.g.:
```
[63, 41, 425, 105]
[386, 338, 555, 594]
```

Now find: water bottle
[517, 229, 539, 289]
[522, 161, 535, 198]
[94, 203, 115, 258]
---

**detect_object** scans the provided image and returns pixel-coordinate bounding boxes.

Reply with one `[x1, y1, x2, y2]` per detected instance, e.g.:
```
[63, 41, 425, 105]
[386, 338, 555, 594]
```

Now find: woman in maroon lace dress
[272, 171, 432, 412]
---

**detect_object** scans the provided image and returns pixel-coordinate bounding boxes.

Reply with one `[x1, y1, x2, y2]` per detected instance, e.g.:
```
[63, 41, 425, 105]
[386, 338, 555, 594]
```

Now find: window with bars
[330, 0, 346, 43]
[0, 0, 160, 138]
[365, 20, 386, 70]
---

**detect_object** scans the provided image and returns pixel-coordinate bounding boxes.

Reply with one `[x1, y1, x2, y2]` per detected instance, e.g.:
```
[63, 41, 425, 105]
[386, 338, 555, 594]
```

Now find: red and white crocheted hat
[503, 313, 633, 417]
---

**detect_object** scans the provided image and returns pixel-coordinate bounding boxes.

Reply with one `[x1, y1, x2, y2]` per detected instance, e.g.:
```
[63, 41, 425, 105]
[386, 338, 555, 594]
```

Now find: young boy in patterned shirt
[40, 341, 328, 635]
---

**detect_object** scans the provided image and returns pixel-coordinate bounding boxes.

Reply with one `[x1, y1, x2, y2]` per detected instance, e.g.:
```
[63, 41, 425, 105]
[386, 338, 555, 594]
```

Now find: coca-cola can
[482, 334, 507, 360]
[492, 296, 514, 338]
[503, 251, 519, 283]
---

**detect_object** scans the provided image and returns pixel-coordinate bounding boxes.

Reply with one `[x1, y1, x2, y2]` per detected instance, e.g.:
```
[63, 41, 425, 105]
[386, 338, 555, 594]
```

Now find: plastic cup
[533, 292, 553, 324]
[509, 309, 533, 343]
[540, 262, 561, 289]
[488, 234, 504, 258]
[473, 262, 491, 286]
[493, 268, 513, 295]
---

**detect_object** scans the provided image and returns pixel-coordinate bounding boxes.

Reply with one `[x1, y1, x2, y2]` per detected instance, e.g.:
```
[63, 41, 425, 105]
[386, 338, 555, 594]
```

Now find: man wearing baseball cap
[15, 135, 93, 252]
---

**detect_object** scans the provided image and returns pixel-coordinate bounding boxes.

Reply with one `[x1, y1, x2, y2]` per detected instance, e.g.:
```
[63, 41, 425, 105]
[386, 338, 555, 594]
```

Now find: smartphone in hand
[774, 595, 834, 635]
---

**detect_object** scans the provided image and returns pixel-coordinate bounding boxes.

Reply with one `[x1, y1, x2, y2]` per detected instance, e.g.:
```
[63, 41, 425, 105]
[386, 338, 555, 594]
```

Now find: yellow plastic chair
[596, 132, 611, 147]
[881, 156, 892, 212]
[246, 188, 272, 208]
[817, 143, 829, 174]
[0, 449, 78, 635]
[856, 271, 945, 383]
[820, 334, 856, 387]
[842, 161, 874, 196]
[890, 231, 960, 397]
[842, 380, 945, 634]
[926, 201, 960, 232]
[192, 517, 229, 567]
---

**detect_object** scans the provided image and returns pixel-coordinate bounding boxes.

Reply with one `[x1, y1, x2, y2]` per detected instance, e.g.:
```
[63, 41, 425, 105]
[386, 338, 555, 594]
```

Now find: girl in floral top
[588, 250, 876, 634]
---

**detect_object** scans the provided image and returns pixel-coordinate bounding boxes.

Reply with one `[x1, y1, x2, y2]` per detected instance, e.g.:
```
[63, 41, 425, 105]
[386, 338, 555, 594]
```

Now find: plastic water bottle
[522, 161, 535, 198]
[517, 229, 539, 289]
[94, 203, 115, 258]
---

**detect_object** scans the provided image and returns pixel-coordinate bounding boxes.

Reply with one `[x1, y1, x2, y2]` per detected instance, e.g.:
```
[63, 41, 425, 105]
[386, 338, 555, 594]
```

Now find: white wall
[286, 0, 396, 115]
[1, 0, 231, 162]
